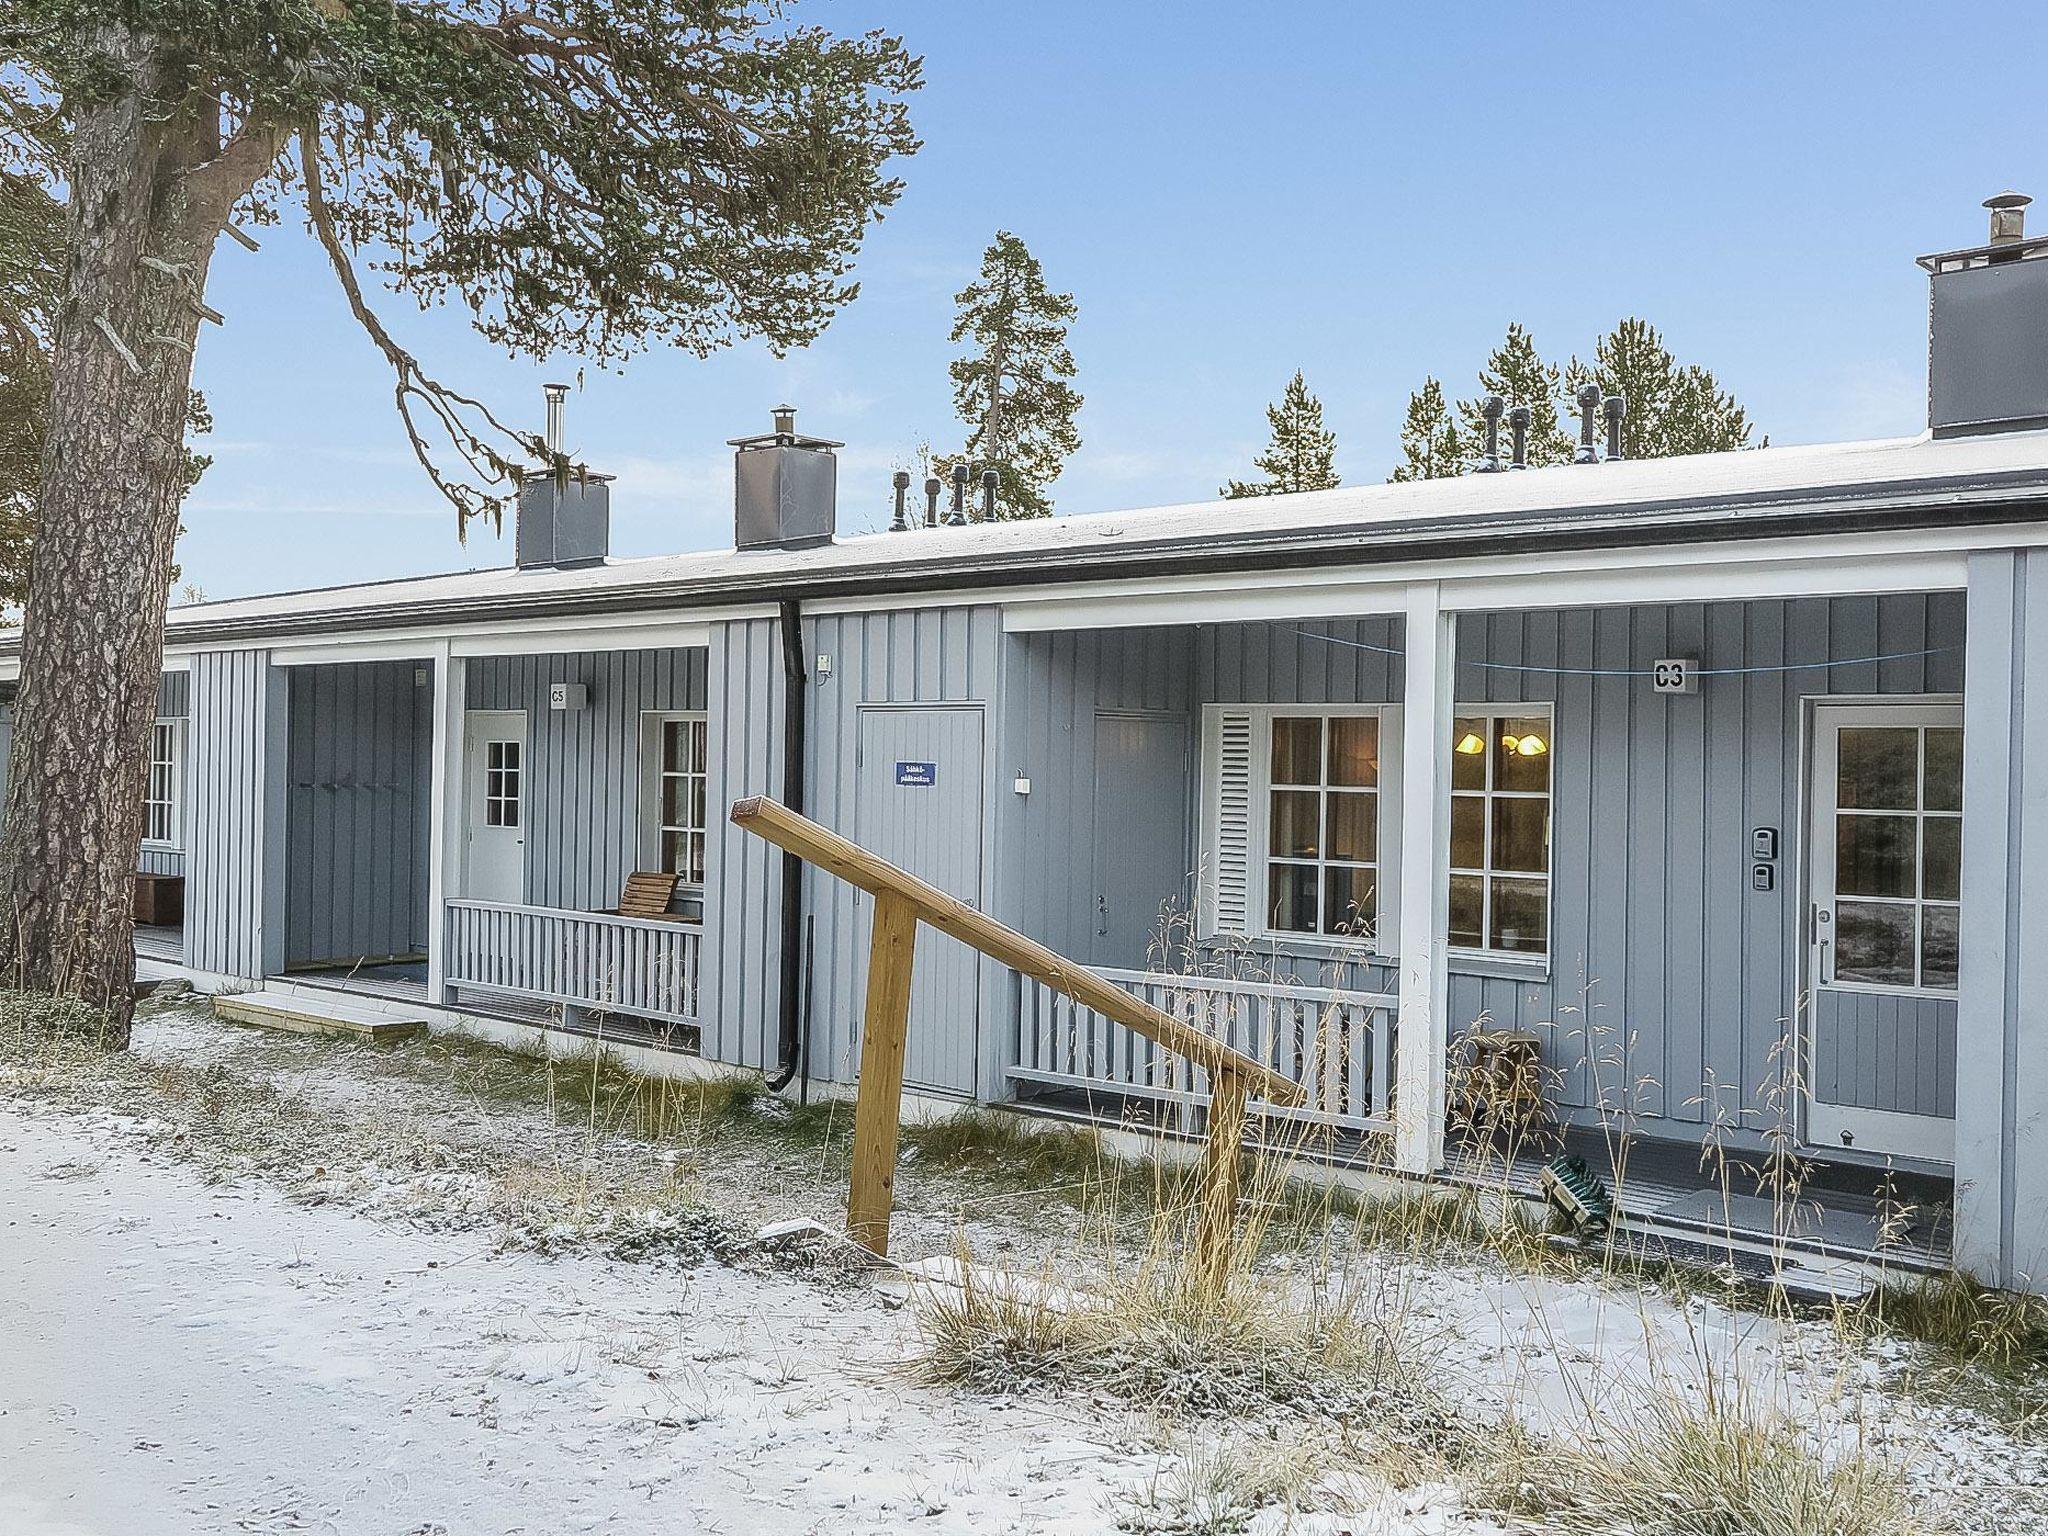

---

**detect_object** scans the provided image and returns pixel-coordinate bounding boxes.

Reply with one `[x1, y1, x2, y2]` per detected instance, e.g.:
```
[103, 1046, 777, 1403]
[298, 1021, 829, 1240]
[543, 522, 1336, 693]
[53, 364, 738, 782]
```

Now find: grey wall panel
[157, 671, 189, 719]
[186, 649, 284, 979]
[1812, 991, 1957, 1118]
[282, 661, 431, 967]
[703, 617, 786, 1074]
[466, 647, 707, 913]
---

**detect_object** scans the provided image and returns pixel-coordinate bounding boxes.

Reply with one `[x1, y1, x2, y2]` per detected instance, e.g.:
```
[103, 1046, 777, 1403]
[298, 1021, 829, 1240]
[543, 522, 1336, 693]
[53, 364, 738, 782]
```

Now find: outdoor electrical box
[1751, 827, 1778, 861]
[1752, 863, 1776, 893]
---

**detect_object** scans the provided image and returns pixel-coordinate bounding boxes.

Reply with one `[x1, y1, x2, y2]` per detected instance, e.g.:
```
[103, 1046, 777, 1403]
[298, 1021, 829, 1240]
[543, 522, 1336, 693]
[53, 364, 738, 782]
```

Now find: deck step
[214, 987, 429, 1043]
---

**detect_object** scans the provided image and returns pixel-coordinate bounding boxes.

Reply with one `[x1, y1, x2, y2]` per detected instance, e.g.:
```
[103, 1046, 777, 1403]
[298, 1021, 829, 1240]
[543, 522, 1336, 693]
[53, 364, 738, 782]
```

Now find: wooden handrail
[731, 796, 1295, 1274]
[731, 796, 1301, 1105]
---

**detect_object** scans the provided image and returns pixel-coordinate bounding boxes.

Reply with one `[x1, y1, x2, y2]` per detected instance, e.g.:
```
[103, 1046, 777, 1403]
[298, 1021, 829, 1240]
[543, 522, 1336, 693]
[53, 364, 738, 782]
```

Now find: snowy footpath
[0, 1105, 1168, 1535]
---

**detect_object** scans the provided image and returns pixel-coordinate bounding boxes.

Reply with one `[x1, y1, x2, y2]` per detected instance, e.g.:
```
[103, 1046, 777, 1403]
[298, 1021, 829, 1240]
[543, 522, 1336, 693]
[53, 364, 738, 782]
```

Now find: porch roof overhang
[6, 428, 2048, 663]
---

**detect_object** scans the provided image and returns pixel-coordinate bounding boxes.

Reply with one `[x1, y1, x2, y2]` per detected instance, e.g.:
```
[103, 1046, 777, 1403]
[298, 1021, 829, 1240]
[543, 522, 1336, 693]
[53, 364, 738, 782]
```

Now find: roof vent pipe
[1603, 394, 1627, 462]
[947, 463, 970, 525]
[1475, 394, 1505, 473]
[889, 470, 911, 532]
[1988, 189, 2031, 247]
[1574, 384, 1601, 464]
[923, 475, 941, 527]
[1507, 404, 1532, 470]
[543, 382, 569, 457]
[980, 469, 999, 521]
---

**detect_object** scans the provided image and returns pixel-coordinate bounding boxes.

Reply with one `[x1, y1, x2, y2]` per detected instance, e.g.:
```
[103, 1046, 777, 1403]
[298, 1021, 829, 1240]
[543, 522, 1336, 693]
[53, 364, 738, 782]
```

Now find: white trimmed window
[641, 712, 708, 884]
[1448, 706, 1552, 958]
[1201, 706, 1392, 945]
[143, 718, 183, 847]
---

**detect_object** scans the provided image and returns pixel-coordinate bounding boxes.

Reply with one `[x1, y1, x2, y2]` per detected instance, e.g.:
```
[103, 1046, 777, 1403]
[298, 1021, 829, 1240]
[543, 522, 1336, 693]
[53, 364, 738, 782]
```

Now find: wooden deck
[214, 987, 429, 1043]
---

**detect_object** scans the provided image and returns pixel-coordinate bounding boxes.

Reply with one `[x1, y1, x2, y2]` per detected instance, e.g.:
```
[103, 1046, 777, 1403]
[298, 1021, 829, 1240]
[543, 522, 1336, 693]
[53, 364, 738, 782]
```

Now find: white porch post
[1956, 550, 2048, 1290]
[1395, 582, 1455, 1175]
[424, 642, 466, 1005]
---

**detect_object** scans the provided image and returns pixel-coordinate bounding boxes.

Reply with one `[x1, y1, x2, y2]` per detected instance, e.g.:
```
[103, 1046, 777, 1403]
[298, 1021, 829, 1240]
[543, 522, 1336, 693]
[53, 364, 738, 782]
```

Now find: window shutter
[1204, 709, 1257, 935]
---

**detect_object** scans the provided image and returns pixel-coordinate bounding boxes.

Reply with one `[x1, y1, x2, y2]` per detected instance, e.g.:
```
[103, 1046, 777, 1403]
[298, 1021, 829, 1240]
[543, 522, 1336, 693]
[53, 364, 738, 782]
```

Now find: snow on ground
[0, 999, 2039, 1533]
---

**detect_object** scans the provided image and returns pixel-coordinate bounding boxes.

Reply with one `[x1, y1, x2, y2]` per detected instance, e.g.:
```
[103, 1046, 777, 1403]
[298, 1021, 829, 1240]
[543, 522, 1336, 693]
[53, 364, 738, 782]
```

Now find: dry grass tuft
[900, 1108, 1107, 1198]
[1855, 1268, 2048, 1378]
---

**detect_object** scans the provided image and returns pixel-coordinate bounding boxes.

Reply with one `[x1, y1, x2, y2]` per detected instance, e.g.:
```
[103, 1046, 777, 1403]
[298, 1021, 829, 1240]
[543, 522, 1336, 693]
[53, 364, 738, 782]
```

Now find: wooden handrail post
[1192, 1066, 1251, 1294]
[847, 892, 918, 1256]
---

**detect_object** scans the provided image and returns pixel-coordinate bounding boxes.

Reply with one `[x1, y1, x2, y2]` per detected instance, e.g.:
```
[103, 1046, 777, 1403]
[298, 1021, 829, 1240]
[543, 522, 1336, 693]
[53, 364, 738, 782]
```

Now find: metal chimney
[543, 382, 570, 457]
[730, 405, 842, 550]
[1507, 404, 1532, 470]
[1603, 394, 1627, 462]
[1920, 190, 2048, 437]
[1476, 394, 1505, 473]
[1574, 384, 1600, 464]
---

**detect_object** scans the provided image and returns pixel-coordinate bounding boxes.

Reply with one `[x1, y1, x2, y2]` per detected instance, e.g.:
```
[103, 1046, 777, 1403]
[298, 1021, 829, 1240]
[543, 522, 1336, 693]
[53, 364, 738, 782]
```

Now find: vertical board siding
[465, 647, 708, 912]
[282, 661, 432, 967]
[186, 650, 282, 979]
[703, 619, 785, 1073]
[1445, 592, 1964, 1142]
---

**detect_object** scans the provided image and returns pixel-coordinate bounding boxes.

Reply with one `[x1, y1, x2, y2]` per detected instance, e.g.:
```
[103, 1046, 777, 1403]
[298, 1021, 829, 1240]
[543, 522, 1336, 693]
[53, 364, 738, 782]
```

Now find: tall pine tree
[943, 231, 1080, 520]
[1564, 318, 1753, 459]
[1388, 376, 1466, 482]
[1457, 324, 1573, 467]
[1222, 371, 1340, 497]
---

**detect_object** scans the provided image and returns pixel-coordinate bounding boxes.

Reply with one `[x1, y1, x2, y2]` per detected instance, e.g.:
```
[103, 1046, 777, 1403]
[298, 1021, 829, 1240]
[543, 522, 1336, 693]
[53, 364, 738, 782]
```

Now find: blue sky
[181, 1, 2045, 600]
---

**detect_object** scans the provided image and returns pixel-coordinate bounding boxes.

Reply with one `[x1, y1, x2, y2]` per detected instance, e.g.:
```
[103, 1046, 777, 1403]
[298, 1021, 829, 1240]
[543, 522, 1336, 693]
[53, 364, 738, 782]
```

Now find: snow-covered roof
[66, 427, 2048, 644]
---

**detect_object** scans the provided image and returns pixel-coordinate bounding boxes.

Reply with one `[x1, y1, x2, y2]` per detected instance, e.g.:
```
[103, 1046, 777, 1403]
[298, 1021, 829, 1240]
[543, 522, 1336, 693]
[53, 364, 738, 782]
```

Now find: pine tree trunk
[0, 39, 230, 1044]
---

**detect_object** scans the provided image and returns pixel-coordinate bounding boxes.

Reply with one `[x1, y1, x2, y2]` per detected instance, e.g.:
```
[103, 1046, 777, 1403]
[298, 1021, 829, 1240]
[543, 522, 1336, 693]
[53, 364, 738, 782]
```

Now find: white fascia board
[995, 524, 2017, 633]
[180, 609, 744, 668]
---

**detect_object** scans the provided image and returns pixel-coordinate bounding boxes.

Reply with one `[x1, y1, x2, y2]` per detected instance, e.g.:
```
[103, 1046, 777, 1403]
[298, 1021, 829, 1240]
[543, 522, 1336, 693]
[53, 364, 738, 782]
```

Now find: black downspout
[767, 596, 807, 1090]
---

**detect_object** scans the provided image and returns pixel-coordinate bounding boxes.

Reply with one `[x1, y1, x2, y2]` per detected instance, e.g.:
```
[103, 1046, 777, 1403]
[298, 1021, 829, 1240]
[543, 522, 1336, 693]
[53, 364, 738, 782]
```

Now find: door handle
[1814, 905, 1833, 986]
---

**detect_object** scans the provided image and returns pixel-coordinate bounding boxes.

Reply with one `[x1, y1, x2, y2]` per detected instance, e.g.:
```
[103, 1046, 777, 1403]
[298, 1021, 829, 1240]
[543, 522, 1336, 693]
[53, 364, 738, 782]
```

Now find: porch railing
[1010, 968, 1397, 1135]
[443, 900, 703, 1026]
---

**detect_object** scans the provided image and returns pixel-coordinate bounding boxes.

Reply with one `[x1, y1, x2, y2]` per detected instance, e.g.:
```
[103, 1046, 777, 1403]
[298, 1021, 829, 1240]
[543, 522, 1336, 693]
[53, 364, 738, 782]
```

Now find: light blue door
[855, 706, 986, 1096]
[1091, 712, 1192, 969]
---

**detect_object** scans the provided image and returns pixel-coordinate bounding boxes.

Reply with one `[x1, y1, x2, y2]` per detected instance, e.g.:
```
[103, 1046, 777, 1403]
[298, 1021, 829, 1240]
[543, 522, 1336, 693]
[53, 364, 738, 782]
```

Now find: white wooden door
[1804, 702, 1961, 1163]
[462, 710, 527, 903]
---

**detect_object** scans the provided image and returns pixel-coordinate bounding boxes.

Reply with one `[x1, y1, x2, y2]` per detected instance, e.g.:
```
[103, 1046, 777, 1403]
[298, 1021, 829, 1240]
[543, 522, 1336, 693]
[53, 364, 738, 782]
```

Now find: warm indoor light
[1514, 733, 1548, 757]
[1454, 732, 1487, 755]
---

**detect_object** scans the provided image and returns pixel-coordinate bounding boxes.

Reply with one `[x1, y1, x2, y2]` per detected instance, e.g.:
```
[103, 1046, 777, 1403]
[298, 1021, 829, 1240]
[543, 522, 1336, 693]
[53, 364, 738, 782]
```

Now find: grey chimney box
[1920, 191, 2048, 438]
[730, 405, 841, 550]
[516, 384, 612, 569]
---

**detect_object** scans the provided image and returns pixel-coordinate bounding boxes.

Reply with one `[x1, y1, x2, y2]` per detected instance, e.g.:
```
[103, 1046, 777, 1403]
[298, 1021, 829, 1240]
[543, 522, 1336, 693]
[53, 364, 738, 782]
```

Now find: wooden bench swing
[731, 797, 1303, 1281]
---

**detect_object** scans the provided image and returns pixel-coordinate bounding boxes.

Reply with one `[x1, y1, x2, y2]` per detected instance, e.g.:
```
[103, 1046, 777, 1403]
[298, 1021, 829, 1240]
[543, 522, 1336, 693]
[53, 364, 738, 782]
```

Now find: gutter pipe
[767, 596, 807, 1091]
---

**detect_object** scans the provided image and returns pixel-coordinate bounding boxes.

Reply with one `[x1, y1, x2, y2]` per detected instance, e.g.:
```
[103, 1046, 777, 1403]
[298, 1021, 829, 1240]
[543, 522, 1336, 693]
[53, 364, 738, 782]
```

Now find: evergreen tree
[943, 231, 1080, 520]
[1457, 324, 1573, 467]
[1222, 371, 1340, 497]
[1565, 318, 1753, 458]
[1388, 376, 1467, 482]
[0, 1, 920, 1037]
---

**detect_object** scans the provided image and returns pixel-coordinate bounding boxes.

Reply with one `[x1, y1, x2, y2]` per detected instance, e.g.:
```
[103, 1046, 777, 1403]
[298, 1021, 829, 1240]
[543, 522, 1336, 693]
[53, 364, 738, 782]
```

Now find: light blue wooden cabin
[5, 199, 2048, 1295]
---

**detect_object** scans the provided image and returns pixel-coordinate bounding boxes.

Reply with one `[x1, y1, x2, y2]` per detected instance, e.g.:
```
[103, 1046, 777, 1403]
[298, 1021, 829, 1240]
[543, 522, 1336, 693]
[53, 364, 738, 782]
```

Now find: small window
[644, 714, 708, 884]
[1262, 712, 1379, 939]
[143, 719, 182, 846]
[1448, 708, 1552, 957]
[484, 738, 522, 829]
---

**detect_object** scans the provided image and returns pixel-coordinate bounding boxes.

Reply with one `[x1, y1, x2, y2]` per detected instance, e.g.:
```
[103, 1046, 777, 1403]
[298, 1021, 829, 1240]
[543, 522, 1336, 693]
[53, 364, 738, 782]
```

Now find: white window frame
[142, 717, 184, 850]
[1447, 701, 1555, 962]
[1199, 703, 1400, 955]
[639, 710, 709, 886]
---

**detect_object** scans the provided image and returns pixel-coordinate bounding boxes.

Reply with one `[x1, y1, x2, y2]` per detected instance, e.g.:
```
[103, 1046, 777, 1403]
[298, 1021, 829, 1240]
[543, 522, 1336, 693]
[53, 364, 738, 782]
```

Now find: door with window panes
[1805, 704, 1960, 1162]
[1264, 713, 1381, 942]
[648, 714, 709, 897]
[1448, 711, 1552, 958]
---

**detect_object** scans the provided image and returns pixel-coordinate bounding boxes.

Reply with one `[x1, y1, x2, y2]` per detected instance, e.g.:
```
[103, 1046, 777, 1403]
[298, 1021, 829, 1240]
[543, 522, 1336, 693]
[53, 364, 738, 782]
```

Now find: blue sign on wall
[894, 760, 937, 787]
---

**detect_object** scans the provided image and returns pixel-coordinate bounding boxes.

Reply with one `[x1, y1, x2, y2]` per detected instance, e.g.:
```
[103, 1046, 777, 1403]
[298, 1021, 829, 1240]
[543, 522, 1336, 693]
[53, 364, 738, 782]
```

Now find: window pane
[661, 775, 688, 827]
[1921, 904, 1959, 989]
[1450, 795, 1485, 869]
[685, 832, 706, 884]
[1448, 873, 1485, 949]
[1327, 716, 1378, 787]
[1835, 900, 1916, 986]
[1924, 728, 1962, 813]
[1491, 796, 1550, 874]
[661, 829, 684, 877]
[1324, 865, 1374, 939]
[1326, 790, 1376, 862]
[1495, 715, 1551, 794]
[502, 741, 520, 771]
[1490, 877, 1548, 955]
[1922, 816, 1961, 902]
[686, 720, 708, 773]
[1271, 717, 1322, 785]
[1836, 814, 1916, 898]
[1269, 790, 1321, 857]
[689, 778, 706, 829]
[486, 800, 504, 829]
[1451, 716, 1487, 791]
[487, 741, 502, 771]
[1837, 728, 1917, 810]
[1268, 863, 1318, 933]
[500, 795, 519, 829]
[662, 720, 684, 774]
